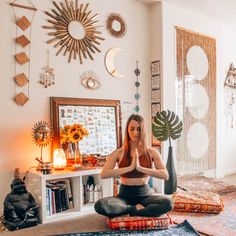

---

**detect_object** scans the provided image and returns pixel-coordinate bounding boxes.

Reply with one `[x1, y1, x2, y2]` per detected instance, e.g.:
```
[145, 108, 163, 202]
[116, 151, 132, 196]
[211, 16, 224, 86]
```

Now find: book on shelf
[46, 178, 73, 216]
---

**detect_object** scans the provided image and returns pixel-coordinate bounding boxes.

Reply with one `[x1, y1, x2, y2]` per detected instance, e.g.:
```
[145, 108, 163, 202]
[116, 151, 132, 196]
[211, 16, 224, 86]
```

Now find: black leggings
[94, 185, 173, 218]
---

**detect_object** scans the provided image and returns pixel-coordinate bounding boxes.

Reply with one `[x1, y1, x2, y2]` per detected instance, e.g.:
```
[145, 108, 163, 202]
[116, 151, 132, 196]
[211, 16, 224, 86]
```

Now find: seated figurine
[3, 169, 39, 231]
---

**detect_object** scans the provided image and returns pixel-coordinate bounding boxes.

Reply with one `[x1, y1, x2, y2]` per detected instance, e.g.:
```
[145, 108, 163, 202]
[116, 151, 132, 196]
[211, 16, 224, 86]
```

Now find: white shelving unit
[26, 168, 113, 224]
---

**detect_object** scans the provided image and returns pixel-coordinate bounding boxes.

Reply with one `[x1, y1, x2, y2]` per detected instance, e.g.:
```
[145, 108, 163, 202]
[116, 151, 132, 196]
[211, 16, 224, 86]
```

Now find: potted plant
[152, 110, 183, 194]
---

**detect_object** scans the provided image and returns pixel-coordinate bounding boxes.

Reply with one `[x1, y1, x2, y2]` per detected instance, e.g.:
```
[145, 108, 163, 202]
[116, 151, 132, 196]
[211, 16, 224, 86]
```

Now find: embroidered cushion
[172, 191, 224, 213]
[107, 214, 172, 230]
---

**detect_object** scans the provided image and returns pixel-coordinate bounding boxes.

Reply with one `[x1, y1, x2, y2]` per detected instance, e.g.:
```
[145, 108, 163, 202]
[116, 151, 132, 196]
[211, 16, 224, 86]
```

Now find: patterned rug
[177, 174, 236, 195]
[54, 220, 199, 236]
[169, 175, 236, 236]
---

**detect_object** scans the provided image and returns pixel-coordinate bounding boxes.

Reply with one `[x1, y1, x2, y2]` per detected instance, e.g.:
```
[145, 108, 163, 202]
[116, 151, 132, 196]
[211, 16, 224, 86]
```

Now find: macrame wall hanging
[224, 63, 236, 128]
[10, 0, 37, 106]
[40, 50, 55, 88]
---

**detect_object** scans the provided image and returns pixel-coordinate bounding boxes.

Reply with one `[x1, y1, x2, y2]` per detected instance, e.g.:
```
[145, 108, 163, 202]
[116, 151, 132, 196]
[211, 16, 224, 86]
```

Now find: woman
[94, 114, 173, 218]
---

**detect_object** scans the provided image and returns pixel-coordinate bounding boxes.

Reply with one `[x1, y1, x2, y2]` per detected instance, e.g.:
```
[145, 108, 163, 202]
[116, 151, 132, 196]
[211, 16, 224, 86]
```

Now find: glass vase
[72, 142, 82, 169]
[65, 142, 74, 166]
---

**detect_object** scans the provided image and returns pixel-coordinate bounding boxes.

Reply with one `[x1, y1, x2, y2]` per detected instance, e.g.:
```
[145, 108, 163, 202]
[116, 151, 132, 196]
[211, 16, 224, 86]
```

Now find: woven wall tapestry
[175, 27, 216, 175]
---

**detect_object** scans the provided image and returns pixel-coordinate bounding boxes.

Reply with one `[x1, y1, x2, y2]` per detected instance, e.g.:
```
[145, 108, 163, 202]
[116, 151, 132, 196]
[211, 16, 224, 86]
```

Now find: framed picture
[151, 60, 160, 76]
[50, 97, 122, 157]
[151, 75, 160, 90]
[151, 103, 161, 117]
[151, 60, 161, 148]
[151, 89, 161, 103]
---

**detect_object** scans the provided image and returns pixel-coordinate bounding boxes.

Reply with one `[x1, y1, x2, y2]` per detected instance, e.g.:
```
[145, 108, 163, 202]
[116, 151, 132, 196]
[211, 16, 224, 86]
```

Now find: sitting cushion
[172, 191, 224, 213]
[107, 214, 172, 230]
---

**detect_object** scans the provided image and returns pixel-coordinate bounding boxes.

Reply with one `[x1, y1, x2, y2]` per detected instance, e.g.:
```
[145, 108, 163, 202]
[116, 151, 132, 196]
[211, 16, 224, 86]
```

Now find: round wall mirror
[68, 21, 85, 40]
[112, 20, 121, 32]
[106, 13, 126, 38]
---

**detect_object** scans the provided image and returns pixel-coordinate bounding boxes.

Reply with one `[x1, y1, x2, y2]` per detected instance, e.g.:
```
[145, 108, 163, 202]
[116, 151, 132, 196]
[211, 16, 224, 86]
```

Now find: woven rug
[169, 175, 236, 236]
[177, 174, 236, 195]
[54, 220, 199, 236]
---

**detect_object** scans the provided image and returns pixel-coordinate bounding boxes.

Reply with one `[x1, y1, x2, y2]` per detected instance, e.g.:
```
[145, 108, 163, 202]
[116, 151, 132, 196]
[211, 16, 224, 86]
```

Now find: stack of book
[46, 179, 73, 216]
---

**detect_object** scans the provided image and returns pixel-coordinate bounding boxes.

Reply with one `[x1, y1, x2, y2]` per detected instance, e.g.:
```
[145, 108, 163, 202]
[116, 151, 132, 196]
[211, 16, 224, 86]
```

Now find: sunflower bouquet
[60, 124, 89, 144]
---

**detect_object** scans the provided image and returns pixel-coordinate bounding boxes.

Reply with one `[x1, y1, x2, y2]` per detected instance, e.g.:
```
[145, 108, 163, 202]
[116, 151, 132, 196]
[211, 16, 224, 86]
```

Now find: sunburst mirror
[43, 0, 105, 63]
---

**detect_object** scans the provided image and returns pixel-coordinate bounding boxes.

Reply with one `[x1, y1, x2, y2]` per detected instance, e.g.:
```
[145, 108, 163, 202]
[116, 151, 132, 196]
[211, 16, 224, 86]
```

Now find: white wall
[0, 0, 151, 213]
[160, 1, 236, 178]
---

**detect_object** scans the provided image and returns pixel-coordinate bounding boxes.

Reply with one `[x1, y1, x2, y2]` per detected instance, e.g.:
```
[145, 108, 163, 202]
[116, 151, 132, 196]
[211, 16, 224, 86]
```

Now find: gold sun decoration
[43, 0, 105, 63]
[32, 121, 54, 147]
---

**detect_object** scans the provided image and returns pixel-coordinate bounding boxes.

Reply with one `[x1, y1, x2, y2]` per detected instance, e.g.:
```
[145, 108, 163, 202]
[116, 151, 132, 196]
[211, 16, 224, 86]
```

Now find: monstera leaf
[152, 110, 183, 146]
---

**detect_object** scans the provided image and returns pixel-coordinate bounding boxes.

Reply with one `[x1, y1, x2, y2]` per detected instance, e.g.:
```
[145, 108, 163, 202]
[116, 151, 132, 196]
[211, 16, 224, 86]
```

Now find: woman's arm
[136, 148, 169, 180]
[100, 148, 136, 179]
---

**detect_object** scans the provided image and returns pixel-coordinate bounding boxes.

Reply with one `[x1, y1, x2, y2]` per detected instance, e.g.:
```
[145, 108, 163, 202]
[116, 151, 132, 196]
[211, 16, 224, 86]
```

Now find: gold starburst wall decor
[43, 0, 105, 63]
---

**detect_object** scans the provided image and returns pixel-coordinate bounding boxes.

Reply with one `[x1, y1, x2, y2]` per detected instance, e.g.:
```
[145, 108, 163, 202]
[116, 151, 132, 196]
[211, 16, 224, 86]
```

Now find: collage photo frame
[151, 60, 161, 147]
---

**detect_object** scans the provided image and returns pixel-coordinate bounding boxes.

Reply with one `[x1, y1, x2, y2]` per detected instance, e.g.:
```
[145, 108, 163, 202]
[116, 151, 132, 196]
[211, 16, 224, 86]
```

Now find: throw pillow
[107, 214, 172, 230]
[172, 191, 224, 213]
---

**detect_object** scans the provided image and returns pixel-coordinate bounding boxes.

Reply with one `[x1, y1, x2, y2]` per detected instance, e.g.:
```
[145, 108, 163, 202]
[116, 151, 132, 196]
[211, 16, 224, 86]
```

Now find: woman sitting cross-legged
[94, 114, 173, 218]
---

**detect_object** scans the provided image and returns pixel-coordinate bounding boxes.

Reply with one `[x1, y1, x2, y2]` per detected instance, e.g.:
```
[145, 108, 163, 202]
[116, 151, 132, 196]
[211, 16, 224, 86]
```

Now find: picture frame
[151, 60, 161, 147]
[151, 103, 161, 117]
[151, 60, 160, 76]
[50, 97, 122, 157]
[151, 75, 160, 90]
[151, 89, 161, 103]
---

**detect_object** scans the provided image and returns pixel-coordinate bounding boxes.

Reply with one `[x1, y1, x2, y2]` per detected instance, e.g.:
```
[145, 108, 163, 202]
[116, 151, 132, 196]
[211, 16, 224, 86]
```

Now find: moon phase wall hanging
[10, 0, 37, 106]
[43, 0, 105, 64]
[134, 61, 141, 113]
[105, 48, 124, 79]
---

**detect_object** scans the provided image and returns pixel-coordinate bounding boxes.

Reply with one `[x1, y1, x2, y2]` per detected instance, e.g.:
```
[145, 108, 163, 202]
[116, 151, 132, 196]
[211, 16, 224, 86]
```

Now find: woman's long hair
[123, 114, 148, 157]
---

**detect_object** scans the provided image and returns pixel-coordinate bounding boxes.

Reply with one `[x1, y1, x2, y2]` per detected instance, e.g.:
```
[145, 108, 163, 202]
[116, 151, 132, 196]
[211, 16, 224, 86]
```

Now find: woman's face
[128, 119, 141, 142]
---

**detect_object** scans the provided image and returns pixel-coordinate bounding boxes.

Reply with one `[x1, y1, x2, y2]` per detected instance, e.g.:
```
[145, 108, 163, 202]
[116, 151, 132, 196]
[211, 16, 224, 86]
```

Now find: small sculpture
[32, 121, 54, 170]
[3, 169, 39, 231]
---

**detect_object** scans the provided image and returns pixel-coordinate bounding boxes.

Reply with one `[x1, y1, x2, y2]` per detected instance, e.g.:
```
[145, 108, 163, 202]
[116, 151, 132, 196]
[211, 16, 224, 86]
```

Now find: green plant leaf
[152, 110, 183, 142]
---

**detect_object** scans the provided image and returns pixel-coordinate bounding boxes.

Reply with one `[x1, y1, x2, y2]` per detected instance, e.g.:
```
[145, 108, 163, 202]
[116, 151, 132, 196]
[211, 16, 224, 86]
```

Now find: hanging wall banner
[176, 27, 216, 174]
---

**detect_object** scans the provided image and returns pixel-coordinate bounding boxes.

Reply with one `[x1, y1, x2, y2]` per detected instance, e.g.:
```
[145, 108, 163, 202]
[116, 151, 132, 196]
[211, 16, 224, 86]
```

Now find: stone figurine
[3, 168, 39, 231]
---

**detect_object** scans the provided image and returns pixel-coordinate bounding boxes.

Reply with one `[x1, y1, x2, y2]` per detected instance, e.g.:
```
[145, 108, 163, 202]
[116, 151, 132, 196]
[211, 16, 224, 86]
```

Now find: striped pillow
[172, 191, 224, 213]
[107, 214, 172, 230]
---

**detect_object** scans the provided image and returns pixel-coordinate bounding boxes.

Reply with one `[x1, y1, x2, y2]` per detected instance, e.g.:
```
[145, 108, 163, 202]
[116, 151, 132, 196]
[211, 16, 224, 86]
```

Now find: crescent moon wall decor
[105, 48, 124, 79]
[43, 0, 105, 63]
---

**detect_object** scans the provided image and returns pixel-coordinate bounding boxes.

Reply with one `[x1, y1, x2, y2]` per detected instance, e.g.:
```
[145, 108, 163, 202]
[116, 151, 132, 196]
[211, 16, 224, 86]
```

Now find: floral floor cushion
[107, 214, 172, 230]
[172, 191, 224, 213]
